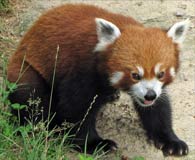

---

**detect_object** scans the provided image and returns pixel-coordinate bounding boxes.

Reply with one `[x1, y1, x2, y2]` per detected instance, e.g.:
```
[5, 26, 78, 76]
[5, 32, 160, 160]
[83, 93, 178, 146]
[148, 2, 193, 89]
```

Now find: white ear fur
[94, 18, 121, 52]
[167, 19, 190, 44]
[110, 71, 124, 85]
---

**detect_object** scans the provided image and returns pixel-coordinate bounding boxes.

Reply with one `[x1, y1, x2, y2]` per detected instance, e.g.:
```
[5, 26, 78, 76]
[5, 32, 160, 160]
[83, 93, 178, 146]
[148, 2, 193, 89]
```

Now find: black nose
[144, 90, 157, 101]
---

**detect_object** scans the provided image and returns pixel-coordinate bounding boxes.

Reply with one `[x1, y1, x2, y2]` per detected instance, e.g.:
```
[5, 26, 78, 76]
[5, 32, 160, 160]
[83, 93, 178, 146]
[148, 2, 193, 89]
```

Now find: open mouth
[128, 92, 157, 107]
[143, 100, 154, 105]
[135, 97, 155, 107]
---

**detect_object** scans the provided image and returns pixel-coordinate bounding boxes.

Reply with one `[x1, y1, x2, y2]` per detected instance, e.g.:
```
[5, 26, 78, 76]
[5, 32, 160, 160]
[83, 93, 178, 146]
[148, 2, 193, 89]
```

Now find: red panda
[7, 4, 190, 156]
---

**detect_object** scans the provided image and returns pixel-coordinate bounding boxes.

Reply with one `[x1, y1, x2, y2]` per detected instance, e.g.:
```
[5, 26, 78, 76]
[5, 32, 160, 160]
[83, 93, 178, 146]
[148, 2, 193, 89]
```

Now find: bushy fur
[7, 4, 188, 155]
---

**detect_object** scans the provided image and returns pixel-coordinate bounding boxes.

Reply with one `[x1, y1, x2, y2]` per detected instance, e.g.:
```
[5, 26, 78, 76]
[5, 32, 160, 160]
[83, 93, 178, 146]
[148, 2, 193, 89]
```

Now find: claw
[159, 144, 164, 150]
[161, 140, 188, 156]
[179, 149, 183, 155]
[155, 142, 164, 150]
[112, 146, 118, 151]
[169, 149, 173, 155]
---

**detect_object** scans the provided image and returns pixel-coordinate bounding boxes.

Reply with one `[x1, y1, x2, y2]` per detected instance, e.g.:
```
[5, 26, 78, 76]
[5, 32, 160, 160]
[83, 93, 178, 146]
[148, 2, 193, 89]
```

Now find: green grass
[132, 156, 145, 160]
[0, 0, 11, 14]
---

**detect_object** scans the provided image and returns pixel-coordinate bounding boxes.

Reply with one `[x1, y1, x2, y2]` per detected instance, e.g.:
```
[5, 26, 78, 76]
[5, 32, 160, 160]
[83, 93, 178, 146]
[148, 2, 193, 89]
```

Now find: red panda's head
[95, 18, 190, 107]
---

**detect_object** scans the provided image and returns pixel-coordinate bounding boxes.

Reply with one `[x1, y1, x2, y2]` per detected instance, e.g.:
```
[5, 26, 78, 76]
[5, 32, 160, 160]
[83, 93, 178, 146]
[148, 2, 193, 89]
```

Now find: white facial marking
[131, 78, 163, 107]
[167, 19, 190, 44]
[136, 66, 144, 76]
[94, 18, 121, 52]
[110, 71, 124, 85]
[170, 67, 176, 77]
[154, 63, 162, 75]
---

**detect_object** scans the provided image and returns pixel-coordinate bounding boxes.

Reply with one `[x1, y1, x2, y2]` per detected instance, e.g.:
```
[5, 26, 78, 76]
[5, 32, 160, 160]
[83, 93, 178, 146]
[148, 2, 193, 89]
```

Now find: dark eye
[157, 71, 165, 79]
[132, 73, 142, 81]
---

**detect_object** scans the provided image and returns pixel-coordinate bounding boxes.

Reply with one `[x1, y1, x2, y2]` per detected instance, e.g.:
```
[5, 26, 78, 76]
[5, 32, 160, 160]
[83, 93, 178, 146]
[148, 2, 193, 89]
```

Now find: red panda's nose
[144, 89, 157, 101]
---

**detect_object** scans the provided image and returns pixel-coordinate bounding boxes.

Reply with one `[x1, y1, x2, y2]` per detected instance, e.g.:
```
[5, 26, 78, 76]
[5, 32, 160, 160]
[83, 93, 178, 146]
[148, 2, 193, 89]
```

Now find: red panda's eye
[132, 73, 142, 81]
[157, 71, 165, 79]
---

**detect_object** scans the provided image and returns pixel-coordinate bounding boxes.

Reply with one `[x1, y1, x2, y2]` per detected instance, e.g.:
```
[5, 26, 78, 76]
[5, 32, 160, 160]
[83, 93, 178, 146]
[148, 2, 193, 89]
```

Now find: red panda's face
[107, 27, 180, 107]
[95, 18, 189, 107]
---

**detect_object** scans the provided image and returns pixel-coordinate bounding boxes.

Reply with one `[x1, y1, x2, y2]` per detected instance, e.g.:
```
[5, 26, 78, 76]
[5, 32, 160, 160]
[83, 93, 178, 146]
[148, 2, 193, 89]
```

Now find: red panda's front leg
[72, 111, 118, 154]
[53, 75, 118, 153]
[55, 94, 118, 154]
[134, 93, 189, 156]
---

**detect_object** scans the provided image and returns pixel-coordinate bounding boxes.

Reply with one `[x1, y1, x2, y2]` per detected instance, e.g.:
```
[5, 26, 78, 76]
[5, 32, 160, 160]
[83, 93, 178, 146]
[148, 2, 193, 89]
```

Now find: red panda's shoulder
[9, 4, 142, 81]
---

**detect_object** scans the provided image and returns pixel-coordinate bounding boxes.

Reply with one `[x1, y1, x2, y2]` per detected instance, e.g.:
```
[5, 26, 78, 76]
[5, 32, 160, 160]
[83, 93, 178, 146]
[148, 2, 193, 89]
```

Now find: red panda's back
[8, 4, 141, 82]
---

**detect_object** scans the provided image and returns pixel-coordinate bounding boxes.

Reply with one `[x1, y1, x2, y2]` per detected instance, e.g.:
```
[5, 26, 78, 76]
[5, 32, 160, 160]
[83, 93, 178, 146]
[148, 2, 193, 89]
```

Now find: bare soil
[1, 0, 195, 159]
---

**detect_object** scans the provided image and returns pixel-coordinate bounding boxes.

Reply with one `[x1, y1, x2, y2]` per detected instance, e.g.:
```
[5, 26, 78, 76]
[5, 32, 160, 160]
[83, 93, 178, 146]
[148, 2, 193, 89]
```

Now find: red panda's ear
[167, 19, 190, 45]
[94, 18, 121, 52]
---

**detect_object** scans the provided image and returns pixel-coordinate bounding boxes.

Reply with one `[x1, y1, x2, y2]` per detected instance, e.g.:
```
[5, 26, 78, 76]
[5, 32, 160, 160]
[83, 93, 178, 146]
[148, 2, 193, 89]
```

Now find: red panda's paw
[161, 140, 189, 156]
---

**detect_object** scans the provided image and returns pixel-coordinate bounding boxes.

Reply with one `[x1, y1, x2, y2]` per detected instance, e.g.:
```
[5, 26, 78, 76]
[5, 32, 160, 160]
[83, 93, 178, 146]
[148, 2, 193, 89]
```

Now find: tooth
[179, 149, 183, 155]
[185, 149, 188, 154]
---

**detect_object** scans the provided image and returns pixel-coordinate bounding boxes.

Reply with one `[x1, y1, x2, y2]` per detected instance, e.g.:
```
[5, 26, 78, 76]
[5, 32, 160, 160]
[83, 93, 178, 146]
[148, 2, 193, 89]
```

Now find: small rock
[20, 31, 25, 36]
[189, 63, 193, 67]
[178, 4, 187, 10]
[174, 11, 185, 17]
[136, 2, 142, 6]
[121, 155, 129, 160]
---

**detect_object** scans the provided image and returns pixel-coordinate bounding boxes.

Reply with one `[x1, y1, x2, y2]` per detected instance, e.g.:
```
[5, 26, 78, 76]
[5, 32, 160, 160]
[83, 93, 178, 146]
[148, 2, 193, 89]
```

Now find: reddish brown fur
[8, 4, 179, 89]
[106, 27, 179, 87]
[7, 4, 188, 155]
[8, 4, 141, 84]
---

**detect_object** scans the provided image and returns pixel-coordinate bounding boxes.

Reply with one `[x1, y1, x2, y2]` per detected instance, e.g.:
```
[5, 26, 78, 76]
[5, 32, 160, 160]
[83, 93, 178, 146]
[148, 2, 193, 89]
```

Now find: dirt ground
[1, 0, 195, 159]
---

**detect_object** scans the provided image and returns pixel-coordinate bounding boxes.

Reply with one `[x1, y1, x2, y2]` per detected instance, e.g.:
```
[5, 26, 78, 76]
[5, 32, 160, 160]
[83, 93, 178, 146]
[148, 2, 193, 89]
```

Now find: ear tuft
[94, 18, 121, 52]
[167, 19, 190, 44]
[110, 71, 124, 85]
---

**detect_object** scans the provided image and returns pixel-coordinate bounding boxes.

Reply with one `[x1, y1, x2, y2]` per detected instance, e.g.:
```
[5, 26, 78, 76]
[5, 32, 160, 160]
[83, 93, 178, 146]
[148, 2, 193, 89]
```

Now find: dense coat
[7, 4, 189, 155]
